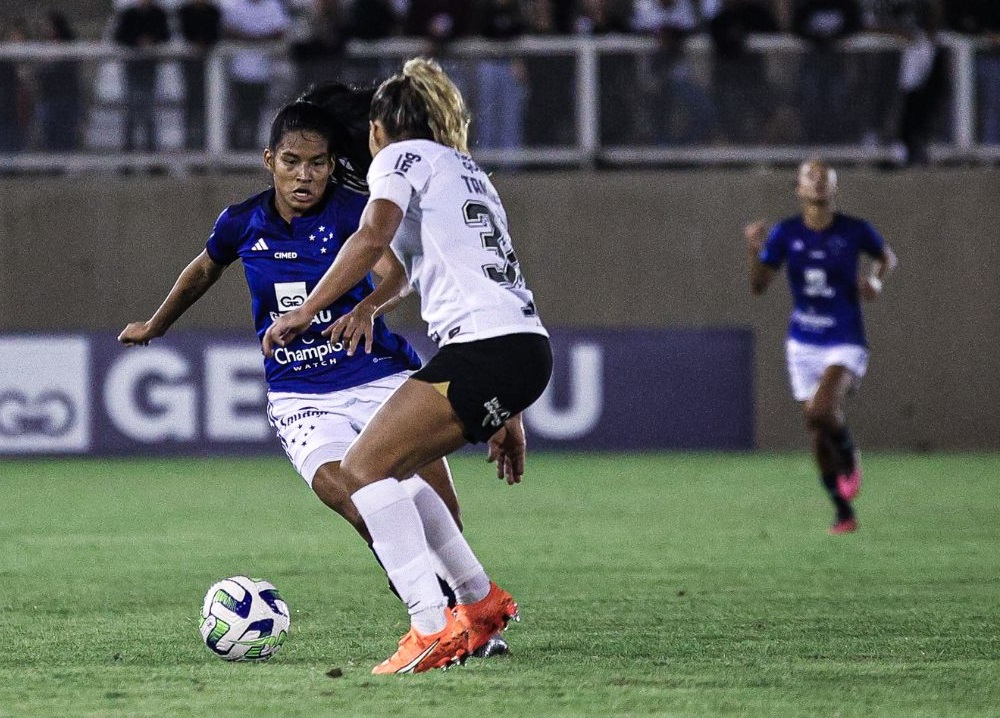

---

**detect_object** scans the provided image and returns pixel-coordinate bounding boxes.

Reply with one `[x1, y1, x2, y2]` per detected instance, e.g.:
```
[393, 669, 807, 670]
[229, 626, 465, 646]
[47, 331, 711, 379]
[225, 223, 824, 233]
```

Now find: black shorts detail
[412, 333, 553, 443]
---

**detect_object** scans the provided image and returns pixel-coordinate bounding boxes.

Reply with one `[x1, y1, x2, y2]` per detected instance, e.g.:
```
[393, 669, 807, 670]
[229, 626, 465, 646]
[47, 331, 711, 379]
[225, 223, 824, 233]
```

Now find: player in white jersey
[264, 57, 553, 674]
[119, 84, 509, 661]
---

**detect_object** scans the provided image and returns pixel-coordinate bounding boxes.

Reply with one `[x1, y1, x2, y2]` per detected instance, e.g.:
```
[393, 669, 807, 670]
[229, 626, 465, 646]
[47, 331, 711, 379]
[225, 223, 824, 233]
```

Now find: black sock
[830, 426, 856, 471]
[820, 473, 855, 521]
[369, 543, 457, 608]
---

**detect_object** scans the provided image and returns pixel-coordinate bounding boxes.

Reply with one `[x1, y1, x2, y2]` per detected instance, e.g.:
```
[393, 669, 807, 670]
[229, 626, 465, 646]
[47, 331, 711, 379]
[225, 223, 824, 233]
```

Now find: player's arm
[744, 220, 777, 296]
[263, 199, 403, 356]
[118, 250, 227, 345]
[323, 249, 412, 356]
[859, 242, 898, 301]
[367, 249, 412, 319]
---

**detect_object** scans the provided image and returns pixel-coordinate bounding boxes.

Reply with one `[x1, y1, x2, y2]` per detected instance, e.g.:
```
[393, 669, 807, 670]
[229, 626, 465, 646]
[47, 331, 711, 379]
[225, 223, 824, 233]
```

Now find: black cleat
[471, 633, 510, 658]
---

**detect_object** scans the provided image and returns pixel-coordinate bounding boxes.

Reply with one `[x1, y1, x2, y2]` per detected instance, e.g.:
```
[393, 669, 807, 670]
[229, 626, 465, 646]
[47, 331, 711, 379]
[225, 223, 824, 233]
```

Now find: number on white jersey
[462, 201, 524, 288]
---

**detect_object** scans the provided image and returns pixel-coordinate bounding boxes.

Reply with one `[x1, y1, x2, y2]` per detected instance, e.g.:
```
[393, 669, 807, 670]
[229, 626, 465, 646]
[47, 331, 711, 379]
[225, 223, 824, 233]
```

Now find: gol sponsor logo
[0, 390, 76, 437]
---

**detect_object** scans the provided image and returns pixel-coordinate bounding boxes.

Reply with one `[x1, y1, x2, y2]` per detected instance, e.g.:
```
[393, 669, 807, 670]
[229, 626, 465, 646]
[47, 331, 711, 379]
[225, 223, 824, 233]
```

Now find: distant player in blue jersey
[745, 159, 897, 535]
[118, 85, 509, 657]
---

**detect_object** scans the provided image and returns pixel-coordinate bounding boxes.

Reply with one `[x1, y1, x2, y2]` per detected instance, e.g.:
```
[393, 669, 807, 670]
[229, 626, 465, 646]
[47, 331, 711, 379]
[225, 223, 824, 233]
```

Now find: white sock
[351, 479, 447, 634]
[402, 477, 491, 605]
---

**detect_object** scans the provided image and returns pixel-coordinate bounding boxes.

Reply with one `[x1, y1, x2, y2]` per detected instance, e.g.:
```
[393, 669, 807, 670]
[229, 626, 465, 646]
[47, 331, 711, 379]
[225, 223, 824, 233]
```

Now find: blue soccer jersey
[206, 183, 420, 393]
[759, 213, 885, 347]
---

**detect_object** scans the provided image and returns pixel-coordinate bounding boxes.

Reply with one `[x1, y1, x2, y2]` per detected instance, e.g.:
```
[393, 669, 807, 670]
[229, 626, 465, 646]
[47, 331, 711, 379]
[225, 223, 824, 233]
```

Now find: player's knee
[312, 466, 370, 538]
[804, 403, 837, 432]
[339, 454, 393, 491]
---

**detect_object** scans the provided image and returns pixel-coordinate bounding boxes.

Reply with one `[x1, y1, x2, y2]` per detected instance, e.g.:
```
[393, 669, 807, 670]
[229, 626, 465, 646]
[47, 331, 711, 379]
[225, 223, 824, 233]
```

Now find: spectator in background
[222, 0, 290, 150]
[891, 0, 946, 164]
[552, 0, 578, 33]
[632, 0, 716, 145]
[576, 0, 633, 145]
[948, 0, 1000, 145]
[473, 0, 527, 154]
[708, 0, 780, 143]
[404, 0, 474, 119]
[113, 0, 171, 152]
[574, 0, 632, 34]
[522, 0, 576, 147]
[346, 0, 400, 85]
[855, 0, 905, 147]
[0, 17, 31, 154]
[35, 10, 82, 152]
[178, 0, 221, 150]
[349, 0, 400, 39]
[290, 0, 349, 92]
[405, 0, 473, 54]
[792, 0, 862, 144]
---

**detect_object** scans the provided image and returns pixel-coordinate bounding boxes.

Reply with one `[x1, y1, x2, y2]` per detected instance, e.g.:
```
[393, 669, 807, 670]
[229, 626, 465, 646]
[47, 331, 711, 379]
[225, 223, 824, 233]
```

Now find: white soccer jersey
[367, 139, 548, 347]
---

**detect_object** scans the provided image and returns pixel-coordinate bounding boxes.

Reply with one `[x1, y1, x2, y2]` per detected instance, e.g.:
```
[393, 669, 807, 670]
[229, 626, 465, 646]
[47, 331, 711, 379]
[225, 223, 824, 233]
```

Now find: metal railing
[0, 32, 995, 173]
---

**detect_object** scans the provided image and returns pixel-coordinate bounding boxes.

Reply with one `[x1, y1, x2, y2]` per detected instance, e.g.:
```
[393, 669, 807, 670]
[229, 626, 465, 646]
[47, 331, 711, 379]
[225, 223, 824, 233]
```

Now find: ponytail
[297, 82, 377, 180]
[371, 57, 471, 154]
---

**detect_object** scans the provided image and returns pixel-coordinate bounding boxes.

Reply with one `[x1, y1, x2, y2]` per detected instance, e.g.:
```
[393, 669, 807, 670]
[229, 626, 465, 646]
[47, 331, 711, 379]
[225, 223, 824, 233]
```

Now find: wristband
[868, 276, 883, 293]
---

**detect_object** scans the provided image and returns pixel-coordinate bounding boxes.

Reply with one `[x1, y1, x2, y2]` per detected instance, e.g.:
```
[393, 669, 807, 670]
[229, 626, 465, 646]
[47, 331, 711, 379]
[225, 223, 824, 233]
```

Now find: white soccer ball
[199, 576, 290, 661]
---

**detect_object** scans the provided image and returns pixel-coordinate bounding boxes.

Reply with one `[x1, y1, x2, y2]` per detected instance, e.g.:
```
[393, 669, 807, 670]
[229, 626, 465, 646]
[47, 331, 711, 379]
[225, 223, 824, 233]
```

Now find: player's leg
[317, 457, 467, 626]
[269, 387, 468, 671]
[337, 379, 472, 672]
[413, 456, 462, 531]
[393, 335, 550, 655]
[312, 461, 371, 541]
[804, 364, 859, 532]
[402, 457, 510, 656]
[312, 457, 461, 538]
[299, 391, 478, 654]
[342, 336, 551, 669]
[354, 381, 521, 659]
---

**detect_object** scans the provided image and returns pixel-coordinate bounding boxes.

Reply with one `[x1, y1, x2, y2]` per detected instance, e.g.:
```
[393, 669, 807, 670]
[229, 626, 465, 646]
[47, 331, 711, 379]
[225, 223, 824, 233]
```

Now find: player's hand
[323, 302, 377, 356]
[487, 414, 526, 485]
[118, 321, 160, 346]
[744, 220, 767, 253]
[858, 275, 883, 302]
[262, 309, 312, 358]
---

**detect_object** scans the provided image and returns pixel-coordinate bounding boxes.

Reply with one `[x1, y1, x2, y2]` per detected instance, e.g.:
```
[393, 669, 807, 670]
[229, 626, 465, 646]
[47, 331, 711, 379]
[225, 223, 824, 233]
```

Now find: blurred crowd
[1, 0, 999, 163]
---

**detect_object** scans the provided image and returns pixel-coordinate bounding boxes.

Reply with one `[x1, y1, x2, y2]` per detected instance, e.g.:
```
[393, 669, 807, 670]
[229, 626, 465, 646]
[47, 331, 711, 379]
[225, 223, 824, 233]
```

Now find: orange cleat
[371, 609, 469, 675]
[453, 582, 519, 656]
[828, 517, 858, 535]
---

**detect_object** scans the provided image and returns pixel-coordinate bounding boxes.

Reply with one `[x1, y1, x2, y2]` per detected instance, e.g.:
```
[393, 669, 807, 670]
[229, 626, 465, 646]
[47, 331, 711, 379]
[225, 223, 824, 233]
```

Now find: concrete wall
[1, 168, 997, 450]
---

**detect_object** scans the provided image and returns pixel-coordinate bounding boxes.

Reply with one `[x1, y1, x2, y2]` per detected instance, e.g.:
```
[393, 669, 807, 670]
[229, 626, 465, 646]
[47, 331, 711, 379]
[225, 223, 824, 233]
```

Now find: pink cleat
[828, 517, 858, 535]
[836, 451, 863, 501]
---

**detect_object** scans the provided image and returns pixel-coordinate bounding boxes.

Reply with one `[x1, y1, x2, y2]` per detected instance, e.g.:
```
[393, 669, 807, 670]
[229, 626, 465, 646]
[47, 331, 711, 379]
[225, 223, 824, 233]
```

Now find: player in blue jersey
[263, 58, 552, 674]
[118, 85, 509, 658]
[745, 159, 897, 535]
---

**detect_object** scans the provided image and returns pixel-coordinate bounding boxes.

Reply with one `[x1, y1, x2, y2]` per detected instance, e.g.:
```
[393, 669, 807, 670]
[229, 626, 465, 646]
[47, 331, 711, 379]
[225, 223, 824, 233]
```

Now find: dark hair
[267, 100, 337, 155]
[297, 82, 376, 179]
[369, 76, 436, 145]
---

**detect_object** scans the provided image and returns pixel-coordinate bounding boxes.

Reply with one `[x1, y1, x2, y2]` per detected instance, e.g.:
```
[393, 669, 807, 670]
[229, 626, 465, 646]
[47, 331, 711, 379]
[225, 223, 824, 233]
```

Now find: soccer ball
[199, 576, 290, 661]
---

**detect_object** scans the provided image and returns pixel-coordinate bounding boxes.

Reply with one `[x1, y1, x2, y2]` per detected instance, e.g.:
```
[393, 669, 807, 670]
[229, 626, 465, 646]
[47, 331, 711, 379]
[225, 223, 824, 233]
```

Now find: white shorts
[785, 339, 868, 402]
[266, 371, 411, 486]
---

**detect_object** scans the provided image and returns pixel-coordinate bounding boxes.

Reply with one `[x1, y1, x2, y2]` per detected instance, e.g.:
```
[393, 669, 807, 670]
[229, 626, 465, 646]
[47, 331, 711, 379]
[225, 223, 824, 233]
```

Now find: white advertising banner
[0, 336, 91, 453]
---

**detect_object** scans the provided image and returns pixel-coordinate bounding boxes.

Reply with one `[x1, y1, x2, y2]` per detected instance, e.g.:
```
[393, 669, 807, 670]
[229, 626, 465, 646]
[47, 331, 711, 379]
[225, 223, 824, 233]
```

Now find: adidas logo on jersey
[252, 238, 269, 251]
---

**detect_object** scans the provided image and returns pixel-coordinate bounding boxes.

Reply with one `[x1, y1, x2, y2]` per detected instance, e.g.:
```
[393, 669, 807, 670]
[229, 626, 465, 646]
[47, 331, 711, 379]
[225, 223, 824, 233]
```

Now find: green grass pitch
[1, 452, 998, 717]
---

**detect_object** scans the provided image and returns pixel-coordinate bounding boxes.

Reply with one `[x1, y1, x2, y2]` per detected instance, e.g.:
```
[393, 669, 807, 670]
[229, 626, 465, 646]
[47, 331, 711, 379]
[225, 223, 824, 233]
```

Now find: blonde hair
[371, 57, 471, 154]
